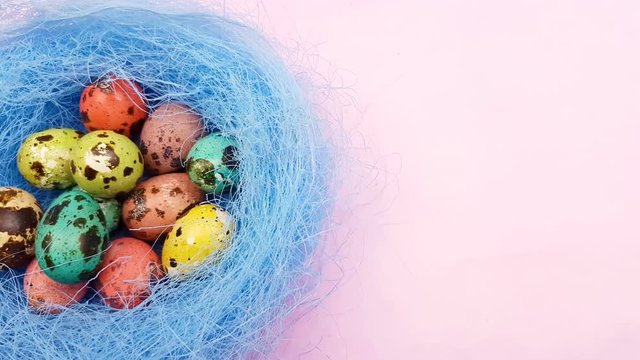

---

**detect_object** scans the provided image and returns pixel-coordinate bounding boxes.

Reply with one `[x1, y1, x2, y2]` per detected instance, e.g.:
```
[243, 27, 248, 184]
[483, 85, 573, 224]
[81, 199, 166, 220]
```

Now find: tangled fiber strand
[0, 2, 332, 359]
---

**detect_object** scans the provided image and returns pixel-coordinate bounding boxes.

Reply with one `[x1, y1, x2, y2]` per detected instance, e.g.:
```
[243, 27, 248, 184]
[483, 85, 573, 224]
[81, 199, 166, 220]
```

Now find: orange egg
[96, 237, 163, 309]
[122, 173, 204, 241]
[79, 76, 148, 137]
[23, 259, 88, 315]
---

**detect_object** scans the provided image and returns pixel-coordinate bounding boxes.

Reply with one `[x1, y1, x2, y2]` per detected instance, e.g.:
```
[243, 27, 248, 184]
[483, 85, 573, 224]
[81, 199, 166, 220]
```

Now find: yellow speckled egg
[17, 128, 83, 189]
[162, 204, 234, 277]
[70, 130, 143, 198]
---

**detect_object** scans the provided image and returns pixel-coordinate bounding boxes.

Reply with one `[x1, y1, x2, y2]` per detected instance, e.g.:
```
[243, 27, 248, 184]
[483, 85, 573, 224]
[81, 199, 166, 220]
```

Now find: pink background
[231, 1, 640, 359]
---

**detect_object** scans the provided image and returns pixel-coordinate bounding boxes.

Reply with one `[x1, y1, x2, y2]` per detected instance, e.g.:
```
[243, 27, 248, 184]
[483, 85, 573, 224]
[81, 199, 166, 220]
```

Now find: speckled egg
[185, 133, 239, 194]
[72, 186, 121, 233]
[70, 130, 144, 198]
[80, 76, 148, 137]
[17, 128, 83, 189]
[24, 259, 88, 315]
[35, 189, 109, 284]
[162, 204, 234, 277]
[96, 237, 163, 309]
[122, 173, 204, 241]
[140, 103, 205, 174]
[0, 187, 42, 269]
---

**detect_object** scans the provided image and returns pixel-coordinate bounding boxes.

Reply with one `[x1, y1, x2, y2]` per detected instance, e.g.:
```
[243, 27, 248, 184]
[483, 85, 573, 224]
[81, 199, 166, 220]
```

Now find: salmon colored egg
[122, 173, 204, 241]
[79, 76, 148, 137]
[96, 237, 163, 309]
[23, 259, 88, 315]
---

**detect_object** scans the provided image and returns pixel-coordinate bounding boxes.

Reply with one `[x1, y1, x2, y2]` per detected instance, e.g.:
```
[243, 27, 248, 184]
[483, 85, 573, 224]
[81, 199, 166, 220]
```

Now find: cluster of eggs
[2, 76, 240, 314]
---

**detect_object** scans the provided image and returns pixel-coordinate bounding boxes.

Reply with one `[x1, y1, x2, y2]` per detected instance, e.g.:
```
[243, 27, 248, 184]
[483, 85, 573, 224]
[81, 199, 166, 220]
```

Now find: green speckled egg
[70, 130, 143, 198]
[72, 186, 121, 232]
[185, 133, 239, 194]
[96, 197, 121, 233]
[17, 128, 84, 189]
[35, 189, 109, 284]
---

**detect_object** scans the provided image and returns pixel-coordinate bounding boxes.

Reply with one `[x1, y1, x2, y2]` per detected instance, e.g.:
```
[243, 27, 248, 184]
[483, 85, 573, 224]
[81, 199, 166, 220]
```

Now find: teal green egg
[185, 132, 239, 194]
[96, 197, 120, 233]
[72, 186, 121, 232]
[35, 189, 109, 284]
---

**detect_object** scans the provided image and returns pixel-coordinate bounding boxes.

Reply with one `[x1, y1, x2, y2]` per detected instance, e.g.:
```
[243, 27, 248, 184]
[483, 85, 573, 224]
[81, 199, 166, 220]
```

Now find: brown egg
[122, 173, 204, 241]
[139, 103, 205, 174]
[24, 259, 88, 315]
[0, 187, 42, 269]
[96, 237, 163, 309]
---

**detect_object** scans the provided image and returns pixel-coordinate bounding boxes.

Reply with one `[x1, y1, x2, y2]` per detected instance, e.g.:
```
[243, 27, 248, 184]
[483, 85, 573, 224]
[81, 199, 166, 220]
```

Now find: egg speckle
[140, 103, 205, 174]
[17, 128, 83, 189]
[185, 132, 239, 194]
[35, 189, 109, 284]
[0, 187, 42, 269]
[122, 173, 204, 241]
[71, 130, 143, 198]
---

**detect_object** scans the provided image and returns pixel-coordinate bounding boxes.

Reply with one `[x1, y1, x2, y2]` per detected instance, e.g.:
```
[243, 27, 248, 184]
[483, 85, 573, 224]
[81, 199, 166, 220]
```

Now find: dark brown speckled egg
[139, 103, 205, 175]
[0, 187, 42, 269]
[122, 173, 204, 241]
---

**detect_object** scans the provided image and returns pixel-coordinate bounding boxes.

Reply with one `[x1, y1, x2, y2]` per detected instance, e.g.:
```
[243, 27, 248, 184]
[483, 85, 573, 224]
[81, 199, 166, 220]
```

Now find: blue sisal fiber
[0, 1, 332, 358]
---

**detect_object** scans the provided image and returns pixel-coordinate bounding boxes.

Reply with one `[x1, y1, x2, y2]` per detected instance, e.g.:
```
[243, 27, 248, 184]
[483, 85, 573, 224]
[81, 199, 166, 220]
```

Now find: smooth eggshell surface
[96, 237, 163, 309]
[140, 103, 205, 174]
[24, 259, 88, 315]
[122, 173, 204, 241]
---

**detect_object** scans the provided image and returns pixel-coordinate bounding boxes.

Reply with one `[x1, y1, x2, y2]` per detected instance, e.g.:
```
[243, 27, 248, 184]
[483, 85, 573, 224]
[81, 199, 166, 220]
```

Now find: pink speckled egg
[122, 173, 205, 241]
[23, 259, 88, 315]
[139, 103, 205, 174]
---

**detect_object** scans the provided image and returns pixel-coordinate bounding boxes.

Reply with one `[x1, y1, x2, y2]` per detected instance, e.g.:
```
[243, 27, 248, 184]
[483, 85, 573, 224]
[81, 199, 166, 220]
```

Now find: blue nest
[0, 2, 331, 359]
